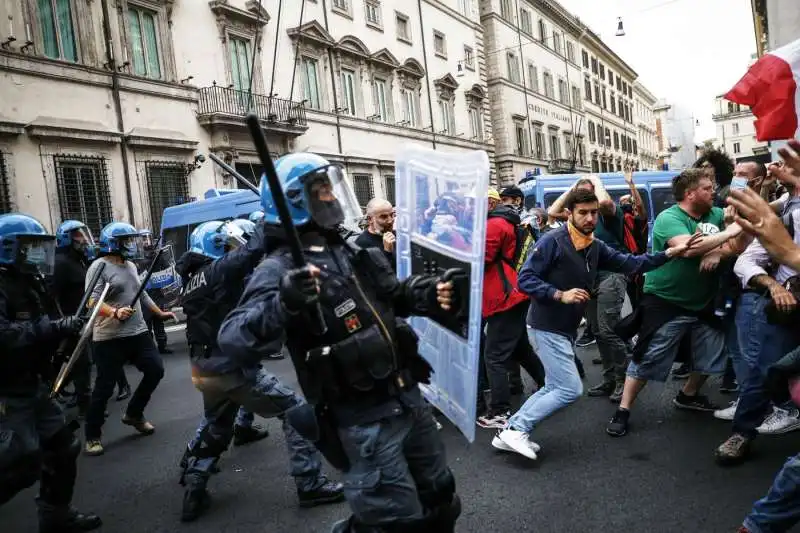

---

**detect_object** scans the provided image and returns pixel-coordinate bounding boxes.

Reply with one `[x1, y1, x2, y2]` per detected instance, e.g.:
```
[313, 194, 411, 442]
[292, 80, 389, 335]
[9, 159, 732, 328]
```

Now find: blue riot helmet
[56, 220, 96, 259]
[248, 210, 264, 223]
[261, 152, 362, 230]
[98, 222, 143, 260]
[230, 218, 256, 241]
[139, 229, 154, 249]
[0, 213, 57, 275]
[189, 220, 247, 259]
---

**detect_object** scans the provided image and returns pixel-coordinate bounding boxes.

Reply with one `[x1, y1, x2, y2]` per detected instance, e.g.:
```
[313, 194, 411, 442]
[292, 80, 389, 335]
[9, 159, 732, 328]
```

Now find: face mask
[121, 242, 138, 259]
[620, 204, 634, 214]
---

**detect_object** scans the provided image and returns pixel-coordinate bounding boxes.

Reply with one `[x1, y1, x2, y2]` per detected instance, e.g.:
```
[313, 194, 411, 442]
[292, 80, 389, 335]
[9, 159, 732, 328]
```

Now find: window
[384, 175, 396, 205]
[558, 78, 568, 105]
[727, 102, 735, 113]
[608, 69, 614, 84]
[566, 42, 575, 63]
[400, 88, 417, 126]
[341, 69, 357, 115]
[146, 162, 189, 232]
[458, 0, 470, 16]
[732, 122, 740, 135]
[543, 71, 554, 98]
[507, 53, 520, 84]
[301, 57, 321, 110]
[549, 133, 561, 159]
[582, 49, 589, 68]
[439, 100, 455, 135]
[352, 174, 374, 209]
[571, 85, 581, 110]
[464, 46, 474, 70]
[333, 0, 349, 11]
[396, 12, 410, 41]
[54, 156, 113, 237]
[599, 63, 605, 78]
[553, 32, 562, 55]
[520, 9, 532, 34]
[622, 81, 628, 95]
[500, 0, 513, 20]
[633, 140, 638, 155]
[618, 96, 624, 117]
[616, 75, 621, 90]
[365, 0, 382, 27]
[601, 88, 607, 110]
[534, 126, 544, 159]
[128, 6, 161, 79]
[373, 78, 389, 121]
[592, 158, 599, 172]
[527, 63, 539, 92]
[593, 81, 600, 104]
[468, 107, 482, 141]
[604, 127, 611, 147]
[0, 153, 12, 214]
[229, 36, 251, 92]
[610, 93, 616, 114]
[588, 121, 596, 143]
[564, 133, 573, 161]
[39, 0, 78, 62]
[613, 131, 620, 150]
[538, 19, 546, 42]
[591, 57, 598, 74]
[433, 31, 446, 57]
[514, 121, 529, 156]
[584, 77, 592, 100]
[733, 142, 741, 154]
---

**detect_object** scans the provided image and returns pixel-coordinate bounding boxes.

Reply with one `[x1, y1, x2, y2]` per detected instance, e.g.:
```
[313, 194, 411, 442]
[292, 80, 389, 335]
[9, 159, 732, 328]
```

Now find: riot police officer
[217, 153, 462, 532]
[138, 229, 172, 355]
[0, 213, 101, 532]
[178, 218, 343, 522]
[248, 210, 265, 223]
[50, 220, 96, 416]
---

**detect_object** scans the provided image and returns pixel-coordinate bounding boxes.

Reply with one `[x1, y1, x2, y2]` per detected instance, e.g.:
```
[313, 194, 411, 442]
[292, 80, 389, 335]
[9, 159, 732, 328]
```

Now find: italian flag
[725, 37, 800, 141]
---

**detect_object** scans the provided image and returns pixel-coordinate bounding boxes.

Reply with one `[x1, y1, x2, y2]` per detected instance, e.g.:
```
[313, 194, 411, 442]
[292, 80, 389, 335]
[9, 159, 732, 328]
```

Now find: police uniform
[0, 214, 101, 533]
[216, 152, 461, 532]
[177, 219, 343, 522]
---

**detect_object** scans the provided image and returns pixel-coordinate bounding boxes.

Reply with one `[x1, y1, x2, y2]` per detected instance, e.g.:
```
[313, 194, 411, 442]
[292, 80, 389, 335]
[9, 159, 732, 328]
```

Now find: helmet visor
[70, 227, 95, 253]
[117, 234, 144, 260]
[222, 221, 247, 250]
[301, 165, 363, 230]
[17, 235, 56, 275]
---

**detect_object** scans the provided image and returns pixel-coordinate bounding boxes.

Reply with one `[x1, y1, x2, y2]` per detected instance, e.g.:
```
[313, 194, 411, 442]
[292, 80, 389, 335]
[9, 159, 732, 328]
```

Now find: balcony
[196, 86, 308, 136]
[548, 158, 576, 174]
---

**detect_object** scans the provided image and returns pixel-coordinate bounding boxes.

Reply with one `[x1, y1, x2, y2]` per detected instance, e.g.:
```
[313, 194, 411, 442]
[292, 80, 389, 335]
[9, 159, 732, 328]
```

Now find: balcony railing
[197, 86, 307, 128]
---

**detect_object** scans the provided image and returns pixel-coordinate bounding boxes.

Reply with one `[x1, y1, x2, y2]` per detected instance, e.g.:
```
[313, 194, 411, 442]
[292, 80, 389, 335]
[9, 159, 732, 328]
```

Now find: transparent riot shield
[143, 244, 182, 308]
[395, 146, 490, 442]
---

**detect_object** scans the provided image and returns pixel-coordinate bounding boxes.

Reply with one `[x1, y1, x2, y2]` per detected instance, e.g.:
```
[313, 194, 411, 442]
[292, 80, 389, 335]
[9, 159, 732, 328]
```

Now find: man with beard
[607, 169, 746, 437]
[493, 188, 692, 460]
[356, 198, 396, 268]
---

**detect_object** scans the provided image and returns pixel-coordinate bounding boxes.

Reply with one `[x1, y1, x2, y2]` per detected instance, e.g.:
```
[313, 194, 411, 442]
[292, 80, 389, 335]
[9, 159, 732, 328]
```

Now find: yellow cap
[488, 188, 501, 201]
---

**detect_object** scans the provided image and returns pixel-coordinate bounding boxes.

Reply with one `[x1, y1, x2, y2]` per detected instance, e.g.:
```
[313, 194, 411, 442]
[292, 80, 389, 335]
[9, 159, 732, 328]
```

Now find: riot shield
[395, 146, 489, 442]
[143, 244, 182, 308]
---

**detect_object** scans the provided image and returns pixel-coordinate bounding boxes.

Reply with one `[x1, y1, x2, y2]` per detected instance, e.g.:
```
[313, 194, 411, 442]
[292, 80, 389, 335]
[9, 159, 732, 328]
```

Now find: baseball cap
[500, 186, 524, 199]
[488, 188, 501, 201]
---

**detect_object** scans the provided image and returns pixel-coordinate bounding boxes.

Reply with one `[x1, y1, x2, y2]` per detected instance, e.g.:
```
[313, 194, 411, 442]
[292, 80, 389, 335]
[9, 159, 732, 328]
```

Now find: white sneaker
[492, 430, 541, 454]
[757, 407, 800, 435]
[714, 399, 739, 421]
[497, 429, 539, 460]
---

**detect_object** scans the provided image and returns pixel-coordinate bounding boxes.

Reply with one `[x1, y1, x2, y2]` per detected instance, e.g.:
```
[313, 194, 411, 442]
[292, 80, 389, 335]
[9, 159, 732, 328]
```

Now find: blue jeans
[733, 293, 799, 438]
[507, 329, 583, 434]
[185, 368, 324, 492]
[743, 453, 800, 533]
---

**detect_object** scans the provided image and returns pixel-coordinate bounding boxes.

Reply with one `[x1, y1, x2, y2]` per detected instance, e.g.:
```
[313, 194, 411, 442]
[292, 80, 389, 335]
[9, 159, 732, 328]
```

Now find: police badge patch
[344, 314, 362, 333]
[334, 298, 356, 318]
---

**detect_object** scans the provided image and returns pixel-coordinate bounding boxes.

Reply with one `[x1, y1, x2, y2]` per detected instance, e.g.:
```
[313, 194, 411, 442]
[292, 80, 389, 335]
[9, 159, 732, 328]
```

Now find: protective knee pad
[0, 452, 41, 506]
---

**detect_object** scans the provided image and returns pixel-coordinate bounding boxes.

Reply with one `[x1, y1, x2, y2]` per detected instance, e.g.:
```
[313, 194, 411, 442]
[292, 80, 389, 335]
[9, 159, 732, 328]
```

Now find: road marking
[165, 324, 186, 333]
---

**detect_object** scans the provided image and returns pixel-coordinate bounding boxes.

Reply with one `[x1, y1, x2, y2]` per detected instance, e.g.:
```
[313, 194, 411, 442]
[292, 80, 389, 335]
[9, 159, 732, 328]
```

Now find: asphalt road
[3, 330, 799, 533]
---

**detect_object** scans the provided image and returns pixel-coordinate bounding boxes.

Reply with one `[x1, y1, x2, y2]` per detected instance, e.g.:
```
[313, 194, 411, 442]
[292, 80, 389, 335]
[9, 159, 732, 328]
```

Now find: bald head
[366, 198, 395, 234]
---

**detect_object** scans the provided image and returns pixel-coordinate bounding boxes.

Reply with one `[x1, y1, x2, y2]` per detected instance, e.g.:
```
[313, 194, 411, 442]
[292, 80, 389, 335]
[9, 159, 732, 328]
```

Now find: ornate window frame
[434, 74, 458, 136]
[368, 48, 399, 123]
[24, 0, 96, 65]
[398, 59, 424, 128]
[209, 0, 270, 94]
[116, 0, 177, 81]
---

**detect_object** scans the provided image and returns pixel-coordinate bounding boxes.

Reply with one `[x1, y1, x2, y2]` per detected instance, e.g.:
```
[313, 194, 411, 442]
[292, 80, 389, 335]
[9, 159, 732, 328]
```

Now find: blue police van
[159, 188, 261, 259]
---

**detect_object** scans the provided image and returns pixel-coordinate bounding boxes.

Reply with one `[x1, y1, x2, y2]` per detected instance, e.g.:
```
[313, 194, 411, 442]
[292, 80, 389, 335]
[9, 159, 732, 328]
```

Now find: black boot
[233, 424, 269, 447]
[181, 488, 211, 522]
[39, 506, 102, 533]
[297, 478, 345, 508]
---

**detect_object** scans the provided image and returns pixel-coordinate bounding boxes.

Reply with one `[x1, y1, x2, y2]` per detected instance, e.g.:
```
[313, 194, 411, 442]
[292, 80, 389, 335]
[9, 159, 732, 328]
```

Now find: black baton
[129, 247, 165, 308]
[245, 113, 327, 335]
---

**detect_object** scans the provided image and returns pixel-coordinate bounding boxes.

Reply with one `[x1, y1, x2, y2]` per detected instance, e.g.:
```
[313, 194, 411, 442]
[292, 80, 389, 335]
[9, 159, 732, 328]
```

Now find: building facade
[633, 81, 658, 171]
[712, 96, 769, 163]
[652, 99, 697, 170]
[0, 0, 492, 232]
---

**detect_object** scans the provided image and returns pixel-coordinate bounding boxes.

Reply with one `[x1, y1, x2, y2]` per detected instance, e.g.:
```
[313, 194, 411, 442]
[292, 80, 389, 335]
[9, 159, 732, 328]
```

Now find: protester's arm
[625, 168, 647, 220]
[547, 188, 573, 220]
[588, 175, 615, 216]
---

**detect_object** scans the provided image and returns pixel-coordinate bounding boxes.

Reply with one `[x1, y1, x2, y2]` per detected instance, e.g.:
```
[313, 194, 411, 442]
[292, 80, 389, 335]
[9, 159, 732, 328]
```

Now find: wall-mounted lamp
[615, 17, 625, 37]
[1, 35, 16, 49]
[227, 83, 234, 89]
[117, 61, 130, 71]
[187, 153, 206, 173]
[180, 75, 194, 84]
[20, 39, 34, 53]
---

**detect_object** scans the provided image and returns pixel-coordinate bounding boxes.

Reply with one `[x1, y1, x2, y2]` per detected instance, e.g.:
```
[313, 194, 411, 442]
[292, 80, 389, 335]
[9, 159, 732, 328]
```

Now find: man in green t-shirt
[607, 169, 744, 437]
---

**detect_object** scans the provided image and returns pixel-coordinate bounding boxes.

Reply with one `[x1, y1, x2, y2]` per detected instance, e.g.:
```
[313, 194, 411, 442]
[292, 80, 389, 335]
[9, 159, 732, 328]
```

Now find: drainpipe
[417, 0, 436, 149]
[101, 0, 135, 223]
[320, 0, 343, 154]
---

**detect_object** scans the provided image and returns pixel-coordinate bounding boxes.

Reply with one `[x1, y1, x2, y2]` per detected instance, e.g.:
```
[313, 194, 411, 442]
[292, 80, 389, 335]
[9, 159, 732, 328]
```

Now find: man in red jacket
[477, 189, 534, 429]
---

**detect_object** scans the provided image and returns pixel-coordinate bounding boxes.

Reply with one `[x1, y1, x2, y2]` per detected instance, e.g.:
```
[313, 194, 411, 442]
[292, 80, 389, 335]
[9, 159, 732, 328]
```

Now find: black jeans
[84, 332, 164, 440]
[145, 314, 168, 350]
[483, 301, 543, 413]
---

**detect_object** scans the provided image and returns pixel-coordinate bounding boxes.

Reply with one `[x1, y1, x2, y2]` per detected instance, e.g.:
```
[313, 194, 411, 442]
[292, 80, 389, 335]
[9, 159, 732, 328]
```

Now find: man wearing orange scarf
[491, 188, 695, 460]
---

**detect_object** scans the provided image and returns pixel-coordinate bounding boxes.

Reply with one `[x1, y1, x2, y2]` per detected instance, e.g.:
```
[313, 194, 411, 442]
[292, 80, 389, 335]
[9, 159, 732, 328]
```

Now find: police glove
[279, 265, 321, 313]
[51, 316, 86, 337]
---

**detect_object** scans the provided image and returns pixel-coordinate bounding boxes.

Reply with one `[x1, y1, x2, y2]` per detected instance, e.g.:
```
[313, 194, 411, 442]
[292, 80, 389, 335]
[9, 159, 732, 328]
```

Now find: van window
[543, 192, 563, 207]
[607, 188, 650, 215]
[651, 187, 677, 216]
[163, 226, 189, 259]
[524, 194, 537, 210]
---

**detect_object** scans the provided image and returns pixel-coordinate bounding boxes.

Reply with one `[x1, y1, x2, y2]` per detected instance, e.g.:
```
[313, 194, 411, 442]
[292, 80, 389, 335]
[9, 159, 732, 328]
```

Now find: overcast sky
[557, 0, 757, 141]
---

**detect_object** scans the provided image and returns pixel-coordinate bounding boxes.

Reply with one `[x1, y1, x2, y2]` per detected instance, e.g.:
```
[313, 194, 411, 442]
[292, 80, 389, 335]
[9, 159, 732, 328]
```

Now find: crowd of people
[4, 139, 800, 533]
